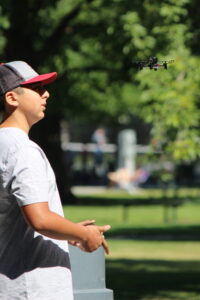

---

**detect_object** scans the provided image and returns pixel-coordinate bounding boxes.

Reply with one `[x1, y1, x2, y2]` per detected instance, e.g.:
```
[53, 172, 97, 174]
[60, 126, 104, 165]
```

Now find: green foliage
[1, 0, 200, 161]
[119, 0, 200, 162]
[0, 5, 8, 54]
[135, 50, 200, 161]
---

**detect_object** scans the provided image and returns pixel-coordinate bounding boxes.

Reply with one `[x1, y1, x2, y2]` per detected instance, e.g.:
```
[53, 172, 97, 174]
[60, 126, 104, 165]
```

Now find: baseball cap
[0, 61, 57, 96]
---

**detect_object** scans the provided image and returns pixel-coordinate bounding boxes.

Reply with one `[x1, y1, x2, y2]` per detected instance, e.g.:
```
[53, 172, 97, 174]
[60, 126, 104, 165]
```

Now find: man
[0, 61, 110, 300]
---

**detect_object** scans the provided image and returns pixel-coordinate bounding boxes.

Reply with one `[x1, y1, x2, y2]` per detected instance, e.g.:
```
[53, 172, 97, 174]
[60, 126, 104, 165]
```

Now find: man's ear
[4, 91, 19, 109]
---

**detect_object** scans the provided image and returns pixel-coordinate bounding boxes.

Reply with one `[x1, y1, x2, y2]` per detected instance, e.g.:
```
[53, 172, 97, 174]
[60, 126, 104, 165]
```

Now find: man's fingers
[68, 240, 78, 246]
[78, 220, 96, 226]
[98, 225, 111, 233]
[98, 225, 111, 255]
[102, 237, 110, 255]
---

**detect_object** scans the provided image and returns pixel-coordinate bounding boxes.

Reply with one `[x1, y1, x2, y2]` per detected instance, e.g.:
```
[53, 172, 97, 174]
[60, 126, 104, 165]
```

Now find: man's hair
[0, 86, 24, 112]
[0, 97, 5, 112]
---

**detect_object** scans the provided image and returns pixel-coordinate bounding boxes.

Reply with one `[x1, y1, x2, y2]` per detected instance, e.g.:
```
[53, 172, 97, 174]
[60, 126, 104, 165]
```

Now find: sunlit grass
[64, 202, 200, 226]
[107, 239, 200, 260]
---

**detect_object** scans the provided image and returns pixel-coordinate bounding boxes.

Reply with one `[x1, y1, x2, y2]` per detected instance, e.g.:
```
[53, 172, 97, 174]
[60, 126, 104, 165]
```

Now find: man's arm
[21, 202, 110, 253]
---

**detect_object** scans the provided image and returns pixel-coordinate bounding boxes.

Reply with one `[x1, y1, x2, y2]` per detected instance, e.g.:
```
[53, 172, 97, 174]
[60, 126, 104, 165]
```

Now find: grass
[64, 190, 200, 300]
[106, 256, 200, 300]
[107, 240, 200, 260]
[106, 240, 200, 300]
[64, 203, 200, 227]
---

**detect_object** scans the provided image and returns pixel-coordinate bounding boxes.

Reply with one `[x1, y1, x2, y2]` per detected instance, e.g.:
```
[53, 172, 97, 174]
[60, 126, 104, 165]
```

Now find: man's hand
[81, 224, 111, 254]
[68, 220, 95, 246]
[69, 220, 111, 254]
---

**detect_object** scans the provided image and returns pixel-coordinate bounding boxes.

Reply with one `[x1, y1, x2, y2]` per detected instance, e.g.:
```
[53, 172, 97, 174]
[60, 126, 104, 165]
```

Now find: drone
[133, 56, 174, 71]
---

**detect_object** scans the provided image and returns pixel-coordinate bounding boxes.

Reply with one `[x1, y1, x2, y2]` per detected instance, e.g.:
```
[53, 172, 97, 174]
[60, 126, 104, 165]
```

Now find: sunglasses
[23, 83, 47, 95]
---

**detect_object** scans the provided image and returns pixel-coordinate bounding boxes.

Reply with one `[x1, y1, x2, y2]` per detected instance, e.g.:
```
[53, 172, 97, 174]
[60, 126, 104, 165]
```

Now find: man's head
[0, 61, 57, 95]
[0, 61, 57, 128]
[0, 61, 57, 112]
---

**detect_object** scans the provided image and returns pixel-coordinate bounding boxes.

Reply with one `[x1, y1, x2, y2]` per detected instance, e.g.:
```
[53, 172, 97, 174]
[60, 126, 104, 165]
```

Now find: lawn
[64, 189, 200, 300]
[107, 240, 200, 260]
[106, 252, 200, 300]
[64, 202, 200, 228]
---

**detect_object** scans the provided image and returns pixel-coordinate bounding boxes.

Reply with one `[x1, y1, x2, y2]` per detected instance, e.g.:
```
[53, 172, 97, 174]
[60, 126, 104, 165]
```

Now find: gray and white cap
[0, 61, 57, 96]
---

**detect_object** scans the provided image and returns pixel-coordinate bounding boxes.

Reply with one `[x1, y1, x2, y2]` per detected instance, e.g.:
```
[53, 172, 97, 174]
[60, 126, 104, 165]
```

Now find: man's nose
[42, 89, 50, 99]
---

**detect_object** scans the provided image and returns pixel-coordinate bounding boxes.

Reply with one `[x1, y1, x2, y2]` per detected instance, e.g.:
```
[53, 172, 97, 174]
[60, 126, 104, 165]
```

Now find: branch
[37, 0, 95, 64]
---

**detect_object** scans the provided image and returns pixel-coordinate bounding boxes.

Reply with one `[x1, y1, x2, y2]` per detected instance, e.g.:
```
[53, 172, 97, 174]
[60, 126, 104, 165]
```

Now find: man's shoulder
[0, 128, 43, 161]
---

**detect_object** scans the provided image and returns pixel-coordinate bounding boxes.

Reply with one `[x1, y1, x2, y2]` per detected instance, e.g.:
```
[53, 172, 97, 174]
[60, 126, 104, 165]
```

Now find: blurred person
[91, 127, 108, 183]
[0, 61, 110, 300]
[108, 168, 149, 190]
[91, 127, 107, 166]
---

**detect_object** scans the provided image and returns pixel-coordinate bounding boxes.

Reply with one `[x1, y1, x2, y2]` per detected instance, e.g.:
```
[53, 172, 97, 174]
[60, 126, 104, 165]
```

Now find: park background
[1, 0, 200, 299]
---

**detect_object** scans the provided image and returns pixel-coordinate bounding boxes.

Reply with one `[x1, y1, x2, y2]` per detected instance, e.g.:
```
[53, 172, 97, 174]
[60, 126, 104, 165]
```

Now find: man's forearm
[35, 210, 88, 242]
[21, 204, 88, 242]
[21, 202, 110, 253]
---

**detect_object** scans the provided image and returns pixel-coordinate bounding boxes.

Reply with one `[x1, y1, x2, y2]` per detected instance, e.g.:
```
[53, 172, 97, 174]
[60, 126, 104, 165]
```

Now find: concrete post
[118, 129, 137, 174]
[117, 129, 137, 190]
[69, 245, 114, 300]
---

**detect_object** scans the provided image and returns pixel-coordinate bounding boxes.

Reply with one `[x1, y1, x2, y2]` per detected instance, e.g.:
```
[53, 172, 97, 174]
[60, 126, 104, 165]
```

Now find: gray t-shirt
[0, 128, 73, 300]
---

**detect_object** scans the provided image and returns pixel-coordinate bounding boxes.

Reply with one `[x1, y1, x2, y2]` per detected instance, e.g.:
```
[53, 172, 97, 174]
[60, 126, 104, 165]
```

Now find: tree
[131, 0, 200, 162]
[0, 0, 200, 199]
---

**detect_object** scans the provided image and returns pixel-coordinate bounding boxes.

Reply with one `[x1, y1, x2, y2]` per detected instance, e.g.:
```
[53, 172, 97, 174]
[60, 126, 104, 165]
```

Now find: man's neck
[0, 113, 30, 134]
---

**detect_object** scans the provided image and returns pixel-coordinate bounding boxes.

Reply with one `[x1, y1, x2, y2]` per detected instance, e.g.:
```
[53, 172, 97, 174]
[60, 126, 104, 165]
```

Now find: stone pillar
[69, 245, 114, 300]
[118, 129, 137, 174]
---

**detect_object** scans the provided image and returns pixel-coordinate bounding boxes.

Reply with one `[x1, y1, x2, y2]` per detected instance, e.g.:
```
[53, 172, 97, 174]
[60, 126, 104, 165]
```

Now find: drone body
[133, 56, 174, 71]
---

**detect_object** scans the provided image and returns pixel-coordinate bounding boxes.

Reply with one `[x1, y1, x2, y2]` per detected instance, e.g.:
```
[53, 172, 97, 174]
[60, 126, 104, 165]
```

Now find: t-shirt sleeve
[10, 146, 50, 207]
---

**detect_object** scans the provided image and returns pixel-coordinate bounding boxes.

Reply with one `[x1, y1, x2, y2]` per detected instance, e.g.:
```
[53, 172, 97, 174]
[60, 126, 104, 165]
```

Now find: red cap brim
[21, 72, 57, 86]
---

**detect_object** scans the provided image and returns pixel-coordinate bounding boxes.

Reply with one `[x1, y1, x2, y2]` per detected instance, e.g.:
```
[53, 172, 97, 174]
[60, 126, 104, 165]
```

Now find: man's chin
[32, 114, 45, 125]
